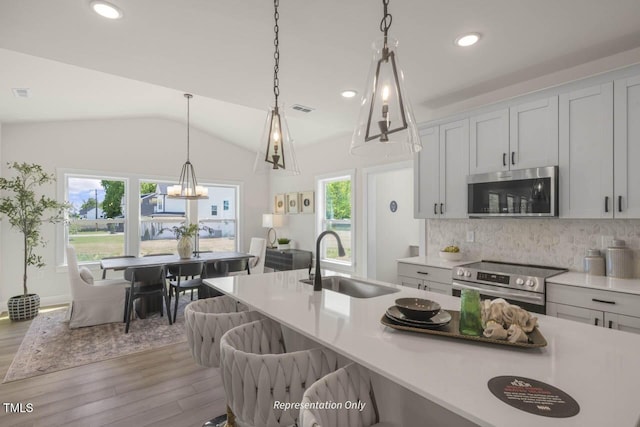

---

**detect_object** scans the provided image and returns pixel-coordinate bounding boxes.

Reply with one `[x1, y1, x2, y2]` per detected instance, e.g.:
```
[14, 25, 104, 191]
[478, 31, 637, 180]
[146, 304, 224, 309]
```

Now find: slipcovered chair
[66, 246, 128, 329]
[228, 238, 266, 276]
[184, 296, 262, 426]
[220, 318, 338, 427]
[300, 363, 392, 427]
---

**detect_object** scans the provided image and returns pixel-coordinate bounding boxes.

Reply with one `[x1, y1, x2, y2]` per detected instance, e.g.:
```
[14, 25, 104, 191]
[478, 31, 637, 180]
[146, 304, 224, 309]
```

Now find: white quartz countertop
[548, 272, 640, 296]
[396, 255, 476, 269]
[204, 270, 640, 427]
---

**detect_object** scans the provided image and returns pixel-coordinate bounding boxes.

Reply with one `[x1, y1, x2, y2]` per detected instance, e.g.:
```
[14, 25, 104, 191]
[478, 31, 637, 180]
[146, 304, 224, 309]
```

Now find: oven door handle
[452, 282, 545, 306]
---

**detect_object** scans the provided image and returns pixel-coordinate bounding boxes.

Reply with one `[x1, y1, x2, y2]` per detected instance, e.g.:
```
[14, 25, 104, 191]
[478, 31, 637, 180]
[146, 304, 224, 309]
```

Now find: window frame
[315, 169, 356, 272]
[57, 168, 243, 270]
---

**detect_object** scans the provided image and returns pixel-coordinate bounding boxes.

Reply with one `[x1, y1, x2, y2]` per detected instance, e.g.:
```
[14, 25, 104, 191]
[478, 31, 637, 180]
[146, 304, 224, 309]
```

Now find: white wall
[270, 133, 414, 276]
[0, 117, 269, 308]
[367, 166, 420, 282]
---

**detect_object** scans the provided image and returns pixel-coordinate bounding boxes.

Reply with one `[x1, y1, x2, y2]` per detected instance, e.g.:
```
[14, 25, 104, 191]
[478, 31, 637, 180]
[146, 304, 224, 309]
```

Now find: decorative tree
[0, 162, 69, 298]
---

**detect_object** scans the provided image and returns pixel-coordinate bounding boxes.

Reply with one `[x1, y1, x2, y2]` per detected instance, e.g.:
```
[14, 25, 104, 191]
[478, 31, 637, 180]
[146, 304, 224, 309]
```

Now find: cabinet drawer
[397, 263, 451, 284]
[427, 280, 452, 295]
[547, 283, 640, 317]
[398, 275, 424, 290]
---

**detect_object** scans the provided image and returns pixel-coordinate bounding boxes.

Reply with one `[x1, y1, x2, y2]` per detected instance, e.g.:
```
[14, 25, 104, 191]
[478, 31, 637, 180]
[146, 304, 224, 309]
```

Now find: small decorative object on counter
[459, 289, 483, 336]
[277, 238, 291, 250]
[439, 243, 462, 261]
[606, 239, 634, 279]
[583, 248, 605, 276]
[480, 298, 538, 343]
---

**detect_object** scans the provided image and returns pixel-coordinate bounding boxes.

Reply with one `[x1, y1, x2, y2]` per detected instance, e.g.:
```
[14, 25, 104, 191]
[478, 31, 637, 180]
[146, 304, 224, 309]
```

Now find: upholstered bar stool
[184, 296, 262, 427]
[299, 362, 393, 427]
[220, 318, 338, 427]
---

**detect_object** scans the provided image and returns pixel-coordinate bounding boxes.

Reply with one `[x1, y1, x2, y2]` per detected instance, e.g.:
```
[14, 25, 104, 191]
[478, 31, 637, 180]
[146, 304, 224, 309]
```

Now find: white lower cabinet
[397, 263, 452, 295]
[546, 282, 640, 334]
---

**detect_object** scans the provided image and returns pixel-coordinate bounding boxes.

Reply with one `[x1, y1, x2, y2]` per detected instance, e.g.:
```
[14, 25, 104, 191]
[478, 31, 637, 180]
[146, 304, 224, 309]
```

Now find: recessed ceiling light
[454, 33, 480, 47]
[341, 90, 358, 98]
[91, 1, 123, 19]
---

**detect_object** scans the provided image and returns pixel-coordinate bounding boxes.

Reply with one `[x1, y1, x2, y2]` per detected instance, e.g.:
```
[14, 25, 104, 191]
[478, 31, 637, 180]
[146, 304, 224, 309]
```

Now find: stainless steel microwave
[467, 166, 558, 217]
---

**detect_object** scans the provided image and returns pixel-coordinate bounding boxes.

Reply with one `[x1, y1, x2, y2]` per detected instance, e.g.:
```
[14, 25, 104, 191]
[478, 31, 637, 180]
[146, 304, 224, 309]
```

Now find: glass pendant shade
[254, 104, 300, 175]
[351, 37, 421, 157]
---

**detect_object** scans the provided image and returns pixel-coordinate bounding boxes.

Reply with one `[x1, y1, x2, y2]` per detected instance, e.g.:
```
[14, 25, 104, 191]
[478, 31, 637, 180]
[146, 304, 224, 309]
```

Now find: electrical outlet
[466, 231, 475, 243]
[601, 235, 613, 248]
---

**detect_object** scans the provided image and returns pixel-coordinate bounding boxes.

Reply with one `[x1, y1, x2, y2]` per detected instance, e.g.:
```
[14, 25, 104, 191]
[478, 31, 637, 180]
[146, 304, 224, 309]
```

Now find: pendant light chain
[379, 0, 392, 44]
[186, 94, 191, 161]
[273, 0, 280, 108]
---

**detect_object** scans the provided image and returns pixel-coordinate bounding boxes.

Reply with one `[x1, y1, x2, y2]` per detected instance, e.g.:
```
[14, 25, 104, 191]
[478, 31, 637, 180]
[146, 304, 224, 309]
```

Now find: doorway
[364, 162, 421, 283]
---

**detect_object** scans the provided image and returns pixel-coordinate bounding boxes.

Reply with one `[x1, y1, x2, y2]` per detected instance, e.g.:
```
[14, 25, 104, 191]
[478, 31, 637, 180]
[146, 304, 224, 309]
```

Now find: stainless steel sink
[300, 276, 399, 299]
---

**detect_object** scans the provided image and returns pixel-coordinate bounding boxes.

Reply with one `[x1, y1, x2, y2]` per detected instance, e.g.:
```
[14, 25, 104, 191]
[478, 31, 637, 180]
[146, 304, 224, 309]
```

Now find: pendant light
[351, 0, 421, 157]
[254, 0, 300, 175]
[167, 94, 209, 199]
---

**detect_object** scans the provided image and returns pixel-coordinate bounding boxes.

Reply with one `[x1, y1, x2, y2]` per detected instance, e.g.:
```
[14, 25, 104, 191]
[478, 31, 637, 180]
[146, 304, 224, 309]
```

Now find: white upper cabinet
[559, 82, 614, 218]
[509, 96, 559, 169]
[414, 126, 440, 219]
[414, 121, 468, 219]
[614, 75, 640, 218]
[439, 119, 469, 218]
[469, 109, 509, 174]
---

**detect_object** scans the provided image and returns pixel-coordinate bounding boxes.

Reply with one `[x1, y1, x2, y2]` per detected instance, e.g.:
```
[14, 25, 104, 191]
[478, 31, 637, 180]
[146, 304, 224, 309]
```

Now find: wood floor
[0, 309, 227, 427]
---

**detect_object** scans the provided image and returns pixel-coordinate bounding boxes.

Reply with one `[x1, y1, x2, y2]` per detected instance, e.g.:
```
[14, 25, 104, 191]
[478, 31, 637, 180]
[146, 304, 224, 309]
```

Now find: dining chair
[198, 261, 229, 299]
[124, 265, 172, 333]
[167, 261, 205, 322]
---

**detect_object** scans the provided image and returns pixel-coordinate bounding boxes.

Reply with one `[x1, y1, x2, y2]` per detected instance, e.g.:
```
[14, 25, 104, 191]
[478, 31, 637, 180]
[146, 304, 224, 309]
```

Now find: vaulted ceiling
[1, 0, 640, 151]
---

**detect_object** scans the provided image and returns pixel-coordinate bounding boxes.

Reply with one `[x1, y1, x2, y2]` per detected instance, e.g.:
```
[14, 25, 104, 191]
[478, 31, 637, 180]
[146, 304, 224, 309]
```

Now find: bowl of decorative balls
[439, 245, 462, 261]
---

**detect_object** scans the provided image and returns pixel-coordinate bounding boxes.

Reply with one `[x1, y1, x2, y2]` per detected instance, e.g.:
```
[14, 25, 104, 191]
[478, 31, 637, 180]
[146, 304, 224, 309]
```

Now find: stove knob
[464, 270, 472, 278]
[456, 268, 464, 276]
[515, 278, 524, 286]
[525, 279, 535, 288]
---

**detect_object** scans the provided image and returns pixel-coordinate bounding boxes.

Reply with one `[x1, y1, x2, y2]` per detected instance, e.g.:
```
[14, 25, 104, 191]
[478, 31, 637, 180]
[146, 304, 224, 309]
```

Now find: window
[139, 181, 186, 256]
[197, 185, 238, 252]
[317, 171, 354, 268]
[65, 175, 127, 262]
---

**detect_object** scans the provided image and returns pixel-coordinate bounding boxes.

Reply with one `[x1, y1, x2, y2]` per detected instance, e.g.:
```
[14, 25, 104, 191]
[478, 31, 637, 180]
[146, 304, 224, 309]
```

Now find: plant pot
[278, 244, 290, 250]
[177, 236, 193, 259]
[8, 294, 40, 321]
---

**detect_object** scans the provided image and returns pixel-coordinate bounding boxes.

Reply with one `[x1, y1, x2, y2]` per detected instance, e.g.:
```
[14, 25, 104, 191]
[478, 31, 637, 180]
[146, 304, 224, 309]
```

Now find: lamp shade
[262, 213, 284, 228]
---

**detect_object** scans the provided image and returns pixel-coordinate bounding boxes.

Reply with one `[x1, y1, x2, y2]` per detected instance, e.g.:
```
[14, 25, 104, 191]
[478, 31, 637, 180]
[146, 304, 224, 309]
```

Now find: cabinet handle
[604, 196, 609, 213]
[417, 271, 429, 275]
[594, 318, 599, 326]
[608, 320, 613, 329]
[417, 283, 421, 290]
[434, 203, 438, 215]
[502, 153, 507, 167]
[618, 195, 623, 213]
[592, 298, 616, 305]
[440, 203, 444, 215]
[511, 151, 515, 165]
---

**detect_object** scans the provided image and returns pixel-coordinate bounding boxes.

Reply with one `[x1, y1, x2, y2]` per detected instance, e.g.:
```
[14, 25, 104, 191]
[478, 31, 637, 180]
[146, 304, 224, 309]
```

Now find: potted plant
[277, 238, 291, 250]
[173, 223, 199, 259]
[0, 162, 69, 321]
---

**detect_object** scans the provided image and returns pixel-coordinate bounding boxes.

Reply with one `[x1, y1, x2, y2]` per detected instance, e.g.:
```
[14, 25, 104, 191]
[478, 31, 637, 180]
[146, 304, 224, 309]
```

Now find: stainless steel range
[451, 261, 567, 314]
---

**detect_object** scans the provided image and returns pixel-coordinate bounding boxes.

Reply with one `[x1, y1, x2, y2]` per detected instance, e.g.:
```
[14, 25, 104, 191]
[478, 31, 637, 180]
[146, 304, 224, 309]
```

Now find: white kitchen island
[204, 269, 640, 427]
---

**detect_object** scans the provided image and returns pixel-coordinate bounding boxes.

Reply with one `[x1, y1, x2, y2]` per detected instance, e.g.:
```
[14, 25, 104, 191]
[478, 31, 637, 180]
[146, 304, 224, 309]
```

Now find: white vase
[177, 236, 193, 259]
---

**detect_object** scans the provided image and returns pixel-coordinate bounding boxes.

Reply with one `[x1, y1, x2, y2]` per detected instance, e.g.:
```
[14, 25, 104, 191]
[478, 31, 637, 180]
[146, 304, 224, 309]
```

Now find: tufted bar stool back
[299, 362, 391, 427]
[220, 318, 338, 427]
[184, 296, 263, 427]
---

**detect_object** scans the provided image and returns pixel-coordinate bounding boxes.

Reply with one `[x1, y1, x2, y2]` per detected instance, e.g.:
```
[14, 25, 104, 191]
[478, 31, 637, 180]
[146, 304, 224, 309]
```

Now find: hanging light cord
[185, 94, 192, 162]
[273, 0, 280, 109]
[379, 0, 392, 45]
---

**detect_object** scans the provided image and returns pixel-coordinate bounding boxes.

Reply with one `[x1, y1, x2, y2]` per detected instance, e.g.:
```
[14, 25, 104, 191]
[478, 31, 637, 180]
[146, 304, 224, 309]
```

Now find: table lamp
[262, 214, 283, 249]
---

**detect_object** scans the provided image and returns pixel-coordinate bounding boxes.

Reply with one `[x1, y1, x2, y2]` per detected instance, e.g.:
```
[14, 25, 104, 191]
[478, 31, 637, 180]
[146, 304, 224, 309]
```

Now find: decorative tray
[381, 310, 547, 349]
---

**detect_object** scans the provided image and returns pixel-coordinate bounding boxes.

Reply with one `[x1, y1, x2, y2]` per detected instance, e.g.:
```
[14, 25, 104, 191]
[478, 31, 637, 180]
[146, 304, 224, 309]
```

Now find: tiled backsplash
[427, 219, 640, 276]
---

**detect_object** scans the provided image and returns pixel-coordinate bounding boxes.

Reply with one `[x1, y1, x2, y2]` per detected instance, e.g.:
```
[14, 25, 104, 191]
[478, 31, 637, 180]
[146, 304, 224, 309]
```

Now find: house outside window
[197, 186, 238, 252]
[316, 171, 354, 269]
[139, 181, 186, 256]
[223, 200, 229, 211]
[211, 205, 218, 216]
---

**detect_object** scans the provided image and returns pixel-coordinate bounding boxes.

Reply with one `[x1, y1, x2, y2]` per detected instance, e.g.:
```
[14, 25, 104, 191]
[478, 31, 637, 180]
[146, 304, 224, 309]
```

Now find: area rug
[3, 295, 192, 383]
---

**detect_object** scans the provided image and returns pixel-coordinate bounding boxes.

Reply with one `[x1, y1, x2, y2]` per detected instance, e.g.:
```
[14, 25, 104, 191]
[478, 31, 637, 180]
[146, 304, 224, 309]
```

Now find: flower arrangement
[172, 223, 199, 239]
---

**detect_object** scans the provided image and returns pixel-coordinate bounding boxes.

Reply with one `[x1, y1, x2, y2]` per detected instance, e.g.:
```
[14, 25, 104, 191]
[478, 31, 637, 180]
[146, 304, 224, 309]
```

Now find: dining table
[100, 251, 255, 318]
